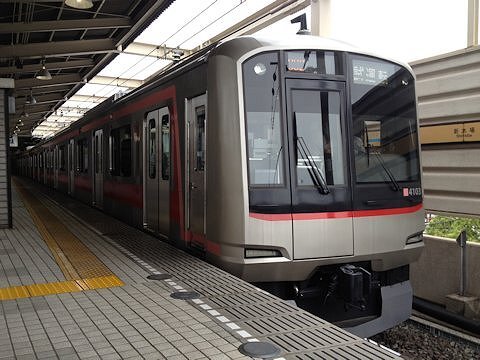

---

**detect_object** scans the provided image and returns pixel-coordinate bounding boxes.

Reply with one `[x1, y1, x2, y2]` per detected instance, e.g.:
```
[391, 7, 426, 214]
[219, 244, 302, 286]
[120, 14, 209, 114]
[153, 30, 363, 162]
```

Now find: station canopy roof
[0, 0, 310, 140]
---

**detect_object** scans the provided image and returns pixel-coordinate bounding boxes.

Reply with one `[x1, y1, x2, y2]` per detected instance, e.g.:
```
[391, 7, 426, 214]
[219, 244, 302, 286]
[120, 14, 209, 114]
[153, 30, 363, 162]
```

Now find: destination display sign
[352, 59, 397, 86]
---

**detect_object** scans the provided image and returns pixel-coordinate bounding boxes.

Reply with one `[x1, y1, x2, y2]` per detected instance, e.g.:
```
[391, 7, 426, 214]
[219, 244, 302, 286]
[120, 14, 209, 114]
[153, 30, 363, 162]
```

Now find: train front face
[216, 38, 423, 335]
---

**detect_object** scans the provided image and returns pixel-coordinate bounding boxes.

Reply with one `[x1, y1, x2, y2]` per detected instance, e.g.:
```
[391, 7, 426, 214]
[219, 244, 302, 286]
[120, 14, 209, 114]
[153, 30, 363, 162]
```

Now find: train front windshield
[243, 50, 421, 213]
[350, 55, 420, 185]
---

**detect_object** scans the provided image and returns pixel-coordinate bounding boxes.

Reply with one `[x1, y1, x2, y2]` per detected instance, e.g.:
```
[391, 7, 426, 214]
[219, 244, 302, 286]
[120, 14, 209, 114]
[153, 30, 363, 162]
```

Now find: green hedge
[425, 216, 480, 243]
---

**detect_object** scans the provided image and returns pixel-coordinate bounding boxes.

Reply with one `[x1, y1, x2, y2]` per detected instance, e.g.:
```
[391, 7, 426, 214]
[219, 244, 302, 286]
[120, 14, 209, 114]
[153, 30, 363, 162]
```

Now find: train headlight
[245, 248, 282, 258]
[253, 63, 267, 75]
[406, 232, 423, 245]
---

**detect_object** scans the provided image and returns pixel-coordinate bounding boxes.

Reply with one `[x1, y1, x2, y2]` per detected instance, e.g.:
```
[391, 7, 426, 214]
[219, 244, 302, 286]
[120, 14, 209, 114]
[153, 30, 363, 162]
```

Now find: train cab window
[110, 125, 132, 177]
[293, 90, 345, 186]
[350, 55, 420, 183]
[286, 50, 343, 75]
[161, 114, 170, 180]
[194, 107, 205, 172]
[59, 145, 66, 171]
[148, 119, 156, 179]
[243, 51, 284, 186]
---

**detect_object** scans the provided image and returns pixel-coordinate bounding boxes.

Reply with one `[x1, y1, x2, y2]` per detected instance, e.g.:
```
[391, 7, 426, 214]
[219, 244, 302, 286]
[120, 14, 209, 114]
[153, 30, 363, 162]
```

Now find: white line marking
[216, 316, 229, 323]
[226, 323, 240, 330]
[236, 330, 251, 338]
[208, 310, 220, 316]
[192, 299, 203, 304]
[200, 304, 211, 310]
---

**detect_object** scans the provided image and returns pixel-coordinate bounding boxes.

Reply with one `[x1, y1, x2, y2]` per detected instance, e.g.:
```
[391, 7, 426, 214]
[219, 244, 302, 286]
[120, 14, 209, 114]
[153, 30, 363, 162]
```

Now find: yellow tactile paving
[1, 181, 125, 300]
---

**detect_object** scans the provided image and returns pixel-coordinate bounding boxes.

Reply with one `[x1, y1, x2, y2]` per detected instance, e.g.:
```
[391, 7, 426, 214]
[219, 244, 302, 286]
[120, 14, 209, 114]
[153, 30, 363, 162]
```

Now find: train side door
[93, 129, 103, 208]
[68, 139, 75, 194]
[54, 146, 58, 189]
[144, 107, 170, 236]
[286, 79, 353, 259]
[186, 94, 207, 239]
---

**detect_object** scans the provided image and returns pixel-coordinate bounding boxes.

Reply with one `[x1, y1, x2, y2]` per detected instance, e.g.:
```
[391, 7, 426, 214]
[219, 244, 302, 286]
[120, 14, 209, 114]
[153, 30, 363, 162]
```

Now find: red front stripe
[250, 204, 423, 221]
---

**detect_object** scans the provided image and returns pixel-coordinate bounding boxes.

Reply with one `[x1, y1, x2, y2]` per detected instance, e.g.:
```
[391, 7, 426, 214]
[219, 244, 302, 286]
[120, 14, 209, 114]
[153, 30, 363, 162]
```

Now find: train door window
[59, 145, 66, 171]
[148, 119, 156, 179]
[161, 114, 170, 180]
[76, 139, 88, 173]
[95, 135, 101, 173]
[83, 140, 88, 172]
[70, 142, 74, 171]
[194, 107, 205, 172]
[243, 51, 284, 186]
[110, 125, 132, 177]
[293, 89, 345, 186]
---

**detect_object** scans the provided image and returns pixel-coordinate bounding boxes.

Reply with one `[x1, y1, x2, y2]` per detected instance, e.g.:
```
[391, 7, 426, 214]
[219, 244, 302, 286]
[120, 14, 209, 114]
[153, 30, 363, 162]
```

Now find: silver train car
[15, 35, 425, 337]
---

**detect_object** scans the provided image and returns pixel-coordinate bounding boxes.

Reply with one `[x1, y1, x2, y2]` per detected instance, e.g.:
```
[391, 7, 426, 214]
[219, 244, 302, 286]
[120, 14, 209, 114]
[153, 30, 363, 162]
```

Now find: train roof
[23, 34, 413, 151]
[214, 34, 412, 72]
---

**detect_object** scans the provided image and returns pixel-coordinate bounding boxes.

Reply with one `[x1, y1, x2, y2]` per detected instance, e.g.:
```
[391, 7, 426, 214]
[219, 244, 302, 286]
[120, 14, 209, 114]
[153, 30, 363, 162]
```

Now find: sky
[256, 0, 469, 63]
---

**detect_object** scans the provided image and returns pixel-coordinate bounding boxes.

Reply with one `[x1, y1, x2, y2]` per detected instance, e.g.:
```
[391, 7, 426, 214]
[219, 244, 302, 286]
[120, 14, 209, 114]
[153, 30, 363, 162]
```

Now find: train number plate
[403, 187, 422, 197]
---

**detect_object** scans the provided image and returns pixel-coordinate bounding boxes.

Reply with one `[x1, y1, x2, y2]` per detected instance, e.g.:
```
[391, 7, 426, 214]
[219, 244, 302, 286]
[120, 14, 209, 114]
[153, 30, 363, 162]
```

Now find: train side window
[194, 106, 205, 172]
[83, 141, 88, 172]
[110, 125, 132, 177]
[148, 119, 156, 179]
[161, 114, 170, 180]
[59, 145, 66, 171]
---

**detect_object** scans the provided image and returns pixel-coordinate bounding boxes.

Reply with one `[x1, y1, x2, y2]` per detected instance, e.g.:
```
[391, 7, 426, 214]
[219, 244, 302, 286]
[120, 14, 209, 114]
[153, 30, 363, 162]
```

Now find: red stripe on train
[104, 181, 142, 209]
[250, 204, 423, 221]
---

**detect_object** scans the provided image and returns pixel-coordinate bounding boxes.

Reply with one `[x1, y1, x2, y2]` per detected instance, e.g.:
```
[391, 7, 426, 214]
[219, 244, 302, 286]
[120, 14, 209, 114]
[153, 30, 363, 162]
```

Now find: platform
[0, 177, 401, 359]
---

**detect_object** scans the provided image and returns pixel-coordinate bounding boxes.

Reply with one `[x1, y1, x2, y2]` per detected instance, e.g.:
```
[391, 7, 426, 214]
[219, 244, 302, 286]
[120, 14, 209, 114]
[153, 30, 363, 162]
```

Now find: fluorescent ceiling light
[65, 0, 93, 10]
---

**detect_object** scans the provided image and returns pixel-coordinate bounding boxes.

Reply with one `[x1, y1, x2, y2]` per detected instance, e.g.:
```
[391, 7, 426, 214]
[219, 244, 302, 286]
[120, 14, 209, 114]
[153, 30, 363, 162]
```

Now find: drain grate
[264, 326, 359, 353]
[294, 342, 398, 360]
[147, 274, 171, 281]
[241, 312, 329, 336]
[207, 291, 274, 308]
[219, 301, 300, 321]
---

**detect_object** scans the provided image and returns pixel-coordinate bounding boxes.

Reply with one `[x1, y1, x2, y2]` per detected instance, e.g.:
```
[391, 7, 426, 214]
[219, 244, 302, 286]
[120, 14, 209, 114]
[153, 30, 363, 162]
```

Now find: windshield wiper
[297, 136, 329, 194]
[371, 150, 400, 191]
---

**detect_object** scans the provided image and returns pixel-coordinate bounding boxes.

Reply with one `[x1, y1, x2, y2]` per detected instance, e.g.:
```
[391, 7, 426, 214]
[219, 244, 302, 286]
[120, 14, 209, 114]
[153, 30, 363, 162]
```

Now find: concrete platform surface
[0, 179, 400, 359]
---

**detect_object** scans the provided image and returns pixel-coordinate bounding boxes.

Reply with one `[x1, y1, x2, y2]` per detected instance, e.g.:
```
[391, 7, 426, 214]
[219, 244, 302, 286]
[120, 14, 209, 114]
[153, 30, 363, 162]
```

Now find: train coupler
[340, 264, 375, 311]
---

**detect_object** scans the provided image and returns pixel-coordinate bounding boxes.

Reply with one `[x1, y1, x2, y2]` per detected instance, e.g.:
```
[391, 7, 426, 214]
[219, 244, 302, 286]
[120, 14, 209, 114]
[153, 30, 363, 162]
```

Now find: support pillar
[468, 0, 479, 47]
[311, 0, 331, 37]
[0, 78, 14, 228]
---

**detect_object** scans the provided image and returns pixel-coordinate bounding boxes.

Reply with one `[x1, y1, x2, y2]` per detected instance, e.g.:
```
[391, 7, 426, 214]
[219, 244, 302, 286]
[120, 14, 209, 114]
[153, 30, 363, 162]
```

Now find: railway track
[371, 313, 480, 359]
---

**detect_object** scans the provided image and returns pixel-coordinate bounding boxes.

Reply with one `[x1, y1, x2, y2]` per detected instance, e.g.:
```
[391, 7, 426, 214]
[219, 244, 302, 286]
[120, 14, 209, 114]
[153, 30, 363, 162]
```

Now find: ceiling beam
[70, 94, 106, 103]
[16, 86, 73, 96]
[90, 75, 142, 88]
[14, 104, 52, 114]
[124, 42, 191, 58]
[0, 38, 116, 59]
[16, 92, 66, 106]
[0, 0, 67, 3]
[14, 74, 82, 89]
[0, 18, 131, 34]
[0, 59, 94, 75]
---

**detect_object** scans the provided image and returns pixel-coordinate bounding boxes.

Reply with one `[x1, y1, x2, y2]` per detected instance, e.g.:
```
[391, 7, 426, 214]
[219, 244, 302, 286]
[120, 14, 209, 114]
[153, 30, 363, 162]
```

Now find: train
[14, 34, 425, 337]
